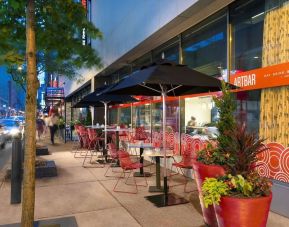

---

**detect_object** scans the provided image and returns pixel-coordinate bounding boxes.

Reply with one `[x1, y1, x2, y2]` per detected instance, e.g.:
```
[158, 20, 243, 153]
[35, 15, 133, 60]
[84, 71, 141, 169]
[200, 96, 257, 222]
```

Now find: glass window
[182, 96, 217, 137]
[182, 11, 227, 77]
[230, 0, 265, 133]
[132, 53, 152, 72]
[152, 37, 179, 63]
[151, 102, 162, 132]
[230, 0, 265, 71]
[108, 108, 118, 125]
[119, 106, 131, 127]
[132, 104, 151, 131]
[151, 99, 180, 133]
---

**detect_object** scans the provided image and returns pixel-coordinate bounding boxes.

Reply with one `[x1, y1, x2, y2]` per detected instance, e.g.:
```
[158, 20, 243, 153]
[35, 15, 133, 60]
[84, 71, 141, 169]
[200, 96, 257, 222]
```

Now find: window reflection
[230, 0, 264, 133]
[183, 12, 227, 77]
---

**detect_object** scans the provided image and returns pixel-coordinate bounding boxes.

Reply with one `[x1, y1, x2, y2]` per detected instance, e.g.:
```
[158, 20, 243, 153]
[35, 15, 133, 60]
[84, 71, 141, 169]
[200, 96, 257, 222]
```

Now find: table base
[145, 193, 189, 207]
[148, 186, 164, 192]
[133, 172, 152, 177]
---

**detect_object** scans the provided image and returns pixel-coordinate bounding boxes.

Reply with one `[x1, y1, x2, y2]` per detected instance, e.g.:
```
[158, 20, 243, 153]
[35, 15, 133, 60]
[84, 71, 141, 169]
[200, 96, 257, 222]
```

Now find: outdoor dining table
[142, 149, 174, 192]
[127, 142, 153, 177]
[86, 125, 105, 129]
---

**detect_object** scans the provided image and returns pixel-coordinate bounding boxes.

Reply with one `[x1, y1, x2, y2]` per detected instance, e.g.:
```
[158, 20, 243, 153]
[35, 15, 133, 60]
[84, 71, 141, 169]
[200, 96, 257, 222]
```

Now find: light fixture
[251, 12, 264, 19]
[254, 56, 259, 59]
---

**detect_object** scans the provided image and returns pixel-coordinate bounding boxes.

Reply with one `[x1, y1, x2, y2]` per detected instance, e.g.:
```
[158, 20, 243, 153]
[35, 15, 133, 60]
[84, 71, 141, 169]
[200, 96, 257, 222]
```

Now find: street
[0, 142, 12, 171]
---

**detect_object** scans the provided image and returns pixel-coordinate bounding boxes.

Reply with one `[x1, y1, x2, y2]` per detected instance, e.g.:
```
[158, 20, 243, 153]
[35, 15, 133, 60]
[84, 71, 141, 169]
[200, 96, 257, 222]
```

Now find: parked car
[0, 119, 21, 139]
[6, 115, 25, 124]
[0, 124, 6, 149]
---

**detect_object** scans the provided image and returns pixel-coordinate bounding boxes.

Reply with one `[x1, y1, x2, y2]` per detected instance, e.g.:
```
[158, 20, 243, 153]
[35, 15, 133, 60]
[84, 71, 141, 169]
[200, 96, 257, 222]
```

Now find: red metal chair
[71, 124, 83, 153]
[119, 124, 129, 142]
[169, 147, 195, 193]
[74, 126, 89, 158]
[104, 143, 121, 177]
[82, 128, 105, 168]
[113, 150, 148, 194]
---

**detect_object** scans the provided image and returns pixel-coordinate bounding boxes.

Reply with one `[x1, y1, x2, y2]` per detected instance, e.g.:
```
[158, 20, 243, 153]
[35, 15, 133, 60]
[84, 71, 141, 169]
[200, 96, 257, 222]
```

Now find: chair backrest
[107, 143, 117, 158]
[118, 150, 132, 169]
[119, 124, 128, 136]
[87, 128, 97, 141]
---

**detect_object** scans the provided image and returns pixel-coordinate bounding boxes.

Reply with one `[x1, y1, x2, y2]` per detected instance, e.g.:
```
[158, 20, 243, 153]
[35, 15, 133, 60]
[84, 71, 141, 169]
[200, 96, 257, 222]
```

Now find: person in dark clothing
[48, 113, 59, 145]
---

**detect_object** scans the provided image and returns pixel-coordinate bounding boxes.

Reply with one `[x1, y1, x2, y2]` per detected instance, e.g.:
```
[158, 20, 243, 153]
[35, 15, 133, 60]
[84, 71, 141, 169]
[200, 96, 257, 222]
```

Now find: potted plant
[58, 116, 65, 140]
[192, 82, 236, 227]
[70, 119, 81, 131]
[202, 124, 272, 227]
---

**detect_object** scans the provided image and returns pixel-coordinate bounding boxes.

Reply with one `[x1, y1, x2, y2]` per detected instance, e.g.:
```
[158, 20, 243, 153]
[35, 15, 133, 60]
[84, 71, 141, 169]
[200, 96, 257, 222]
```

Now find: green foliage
[197, 82, 236, 166]
[224, 124, 268, 175]
[70, 119, 81, 126]
[230, 174, 253, 196]
[58, 116, 65, 128]
[202, 178, 229, 208]
[85, 108, 92, 126]
[213, 81, 236, 157]
[196, 143, 222, 165]
[202, 173, 272, 207]
[0, 0, 103, 86]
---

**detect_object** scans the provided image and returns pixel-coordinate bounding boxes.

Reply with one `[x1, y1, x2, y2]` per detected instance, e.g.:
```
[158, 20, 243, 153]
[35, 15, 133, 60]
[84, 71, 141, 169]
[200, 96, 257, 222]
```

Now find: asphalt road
[0, 142, 12, 171]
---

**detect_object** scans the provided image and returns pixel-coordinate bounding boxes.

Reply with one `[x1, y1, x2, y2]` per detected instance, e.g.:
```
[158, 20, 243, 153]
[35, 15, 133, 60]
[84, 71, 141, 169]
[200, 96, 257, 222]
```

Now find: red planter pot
[214, 193, 272, 227]
[192, 161, 226, 227]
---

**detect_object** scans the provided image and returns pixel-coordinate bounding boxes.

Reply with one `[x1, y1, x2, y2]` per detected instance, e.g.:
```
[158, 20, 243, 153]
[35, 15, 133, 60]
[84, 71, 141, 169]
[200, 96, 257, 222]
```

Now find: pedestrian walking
[48, 112, 59, 145]
[36, 114, 45, 140]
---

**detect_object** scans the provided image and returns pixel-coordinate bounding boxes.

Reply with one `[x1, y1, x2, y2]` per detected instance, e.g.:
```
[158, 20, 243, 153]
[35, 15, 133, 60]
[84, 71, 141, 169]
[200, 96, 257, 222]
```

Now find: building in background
[0, 66, 25, 116]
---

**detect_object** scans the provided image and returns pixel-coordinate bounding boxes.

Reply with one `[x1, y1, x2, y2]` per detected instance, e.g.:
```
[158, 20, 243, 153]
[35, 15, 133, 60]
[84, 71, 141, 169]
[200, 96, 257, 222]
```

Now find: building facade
[0, 66, 25, 116]
[64, 0, 289, 217]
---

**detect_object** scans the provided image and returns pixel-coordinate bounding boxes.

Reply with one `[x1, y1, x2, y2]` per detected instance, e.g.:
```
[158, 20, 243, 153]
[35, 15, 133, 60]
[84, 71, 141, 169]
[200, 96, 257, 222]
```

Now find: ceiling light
[251, 12, 264, 19]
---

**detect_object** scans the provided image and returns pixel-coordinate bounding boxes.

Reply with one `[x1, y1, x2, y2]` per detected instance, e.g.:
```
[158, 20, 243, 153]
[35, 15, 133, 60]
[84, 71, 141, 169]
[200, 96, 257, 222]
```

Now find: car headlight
[10, 128, 20, 136]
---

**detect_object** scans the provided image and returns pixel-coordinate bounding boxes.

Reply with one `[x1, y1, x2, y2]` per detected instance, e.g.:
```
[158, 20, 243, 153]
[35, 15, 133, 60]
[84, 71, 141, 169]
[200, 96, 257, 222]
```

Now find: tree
[0, 0, 102, 85]
[0, 0, 102, 226]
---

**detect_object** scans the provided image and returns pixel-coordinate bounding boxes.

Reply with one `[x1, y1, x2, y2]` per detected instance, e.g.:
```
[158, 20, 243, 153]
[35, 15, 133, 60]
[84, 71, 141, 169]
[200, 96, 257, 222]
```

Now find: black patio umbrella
[72, 84, 137, 149]
[106, 60, 236, 207]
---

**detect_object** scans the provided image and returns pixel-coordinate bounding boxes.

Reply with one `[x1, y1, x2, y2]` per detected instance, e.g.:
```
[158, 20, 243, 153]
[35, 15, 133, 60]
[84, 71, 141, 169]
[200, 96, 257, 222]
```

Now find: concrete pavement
[0, 142, 11, 171]
[0, 137, 288, 226]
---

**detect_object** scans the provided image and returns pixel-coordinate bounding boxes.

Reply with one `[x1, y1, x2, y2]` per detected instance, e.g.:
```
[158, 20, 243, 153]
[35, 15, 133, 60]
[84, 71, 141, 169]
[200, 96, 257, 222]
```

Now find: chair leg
[83, 148, 105, 168]
[113, 170, 138, 194]
[82, 149, 90, 166]
[104, 159, 122, 177]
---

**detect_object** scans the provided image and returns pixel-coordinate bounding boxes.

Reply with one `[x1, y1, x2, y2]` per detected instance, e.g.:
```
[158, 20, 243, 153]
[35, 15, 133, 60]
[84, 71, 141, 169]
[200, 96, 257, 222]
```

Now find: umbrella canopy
[72, 84, 137, 108]
[71, 84, 137, 154]
[107, 61, 234, 96]
[105, 60, 236, 206]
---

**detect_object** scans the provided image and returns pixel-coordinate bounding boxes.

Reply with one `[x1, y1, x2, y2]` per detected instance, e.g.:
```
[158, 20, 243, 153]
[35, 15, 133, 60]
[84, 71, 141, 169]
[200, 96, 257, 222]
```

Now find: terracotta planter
[214, 193, 272, 227]
[192, 161, 226, 227]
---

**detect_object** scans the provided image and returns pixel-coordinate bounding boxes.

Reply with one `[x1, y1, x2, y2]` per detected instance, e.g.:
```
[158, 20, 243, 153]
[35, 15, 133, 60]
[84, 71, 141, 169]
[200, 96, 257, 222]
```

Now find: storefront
[101, 0, 289, 217]
[65, 81, 91, 125]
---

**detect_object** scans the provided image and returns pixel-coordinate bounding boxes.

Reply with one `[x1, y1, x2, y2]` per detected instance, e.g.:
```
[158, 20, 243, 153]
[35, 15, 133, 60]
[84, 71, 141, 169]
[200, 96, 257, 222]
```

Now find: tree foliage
[0, 0, 103, 85]
[213, 81, 237, 154]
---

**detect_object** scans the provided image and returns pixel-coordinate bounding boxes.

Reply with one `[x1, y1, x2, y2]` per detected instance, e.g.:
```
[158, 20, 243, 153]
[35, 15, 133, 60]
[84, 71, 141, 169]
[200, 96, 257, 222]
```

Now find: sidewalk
[0, 136, 289, 227]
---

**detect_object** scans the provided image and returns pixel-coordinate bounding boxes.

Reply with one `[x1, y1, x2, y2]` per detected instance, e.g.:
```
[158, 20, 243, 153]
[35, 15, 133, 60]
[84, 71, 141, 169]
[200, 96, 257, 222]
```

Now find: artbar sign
[230, 62, 289, 91]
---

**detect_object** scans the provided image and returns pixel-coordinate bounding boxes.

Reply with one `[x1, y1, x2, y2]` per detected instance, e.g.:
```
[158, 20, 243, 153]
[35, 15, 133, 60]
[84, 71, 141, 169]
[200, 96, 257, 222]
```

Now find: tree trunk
[21, 0, 38, 226]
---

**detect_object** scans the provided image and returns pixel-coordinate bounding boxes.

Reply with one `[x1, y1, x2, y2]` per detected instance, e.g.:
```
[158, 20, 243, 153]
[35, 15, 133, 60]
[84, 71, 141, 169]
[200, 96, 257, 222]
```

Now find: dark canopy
[107, 61, 235, 96]
[72, 84, 137, 108]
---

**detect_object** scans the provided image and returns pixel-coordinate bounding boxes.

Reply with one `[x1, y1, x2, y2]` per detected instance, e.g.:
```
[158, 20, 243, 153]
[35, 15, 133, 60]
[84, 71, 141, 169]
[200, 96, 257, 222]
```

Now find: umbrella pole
[162, 90, 168, 197]
[104, 102, 108, 149]
[103, 102, 108, 162]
